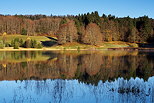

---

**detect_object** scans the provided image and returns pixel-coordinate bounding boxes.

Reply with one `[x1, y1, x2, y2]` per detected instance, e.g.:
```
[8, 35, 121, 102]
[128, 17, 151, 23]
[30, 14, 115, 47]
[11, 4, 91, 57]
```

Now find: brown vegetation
[57, 20, 78, 44]
[81, 23, 102, 45]
[0, 12, 153, 47]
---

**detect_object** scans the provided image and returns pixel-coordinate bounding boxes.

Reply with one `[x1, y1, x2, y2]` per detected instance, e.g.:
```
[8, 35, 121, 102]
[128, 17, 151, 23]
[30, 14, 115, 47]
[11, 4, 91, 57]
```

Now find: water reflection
[0, 51, 153, 82]
[1, 77, 154, 103]
[0, 51, 153, 103]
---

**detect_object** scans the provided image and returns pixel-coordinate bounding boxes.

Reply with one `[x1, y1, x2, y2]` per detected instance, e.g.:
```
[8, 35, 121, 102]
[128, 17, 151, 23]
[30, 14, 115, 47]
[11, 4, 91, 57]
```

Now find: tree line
[0, 11, 154, 45]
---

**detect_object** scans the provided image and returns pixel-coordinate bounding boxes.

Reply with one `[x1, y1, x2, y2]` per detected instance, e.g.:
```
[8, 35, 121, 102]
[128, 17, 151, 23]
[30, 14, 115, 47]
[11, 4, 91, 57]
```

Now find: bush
[14, 42, 19, 49]
[31, 40, 37, 48]
[37, 42, 43, 49]
[5, 42, 10, 47]
[19, 39, 24, 46]
[11, 38, 24, 49]
[21, 28, 27, 35]
[11, 40, 14, 47]
[24, 39, 43, 49]
[0, 40, 4, 49]
[25, 39, 31, 48]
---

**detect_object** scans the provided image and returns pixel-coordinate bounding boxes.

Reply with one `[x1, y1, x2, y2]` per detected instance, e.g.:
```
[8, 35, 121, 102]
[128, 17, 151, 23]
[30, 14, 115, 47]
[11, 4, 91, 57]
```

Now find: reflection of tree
[80, 54, 102, 76]
[0, 51, 47, 62]
[52, 80, 73, 103]
[3, 77, 154, 103]
[0, 51, 154, 103]
[19, 80, 74, 103]
[0, 51, 153, 85]
[57, 54, 78, 78]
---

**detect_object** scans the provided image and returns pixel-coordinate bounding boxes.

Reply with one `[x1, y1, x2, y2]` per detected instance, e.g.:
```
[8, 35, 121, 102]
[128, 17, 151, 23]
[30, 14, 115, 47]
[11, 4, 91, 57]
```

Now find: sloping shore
[1, 47, 154, 51]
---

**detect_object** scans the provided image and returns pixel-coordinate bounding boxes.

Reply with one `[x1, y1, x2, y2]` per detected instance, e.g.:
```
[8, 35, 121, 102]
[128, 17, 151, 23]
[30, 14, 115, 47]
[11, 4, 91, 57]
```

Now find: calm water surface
[0, 50, 154, 103]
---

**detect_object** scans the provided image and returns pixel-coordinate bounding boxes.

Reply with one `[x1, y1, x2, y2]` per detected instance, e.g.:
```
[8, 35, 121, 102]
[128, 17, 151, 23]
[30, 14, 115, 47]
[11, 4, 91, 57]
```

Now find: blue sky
[0, 0, 153, 18]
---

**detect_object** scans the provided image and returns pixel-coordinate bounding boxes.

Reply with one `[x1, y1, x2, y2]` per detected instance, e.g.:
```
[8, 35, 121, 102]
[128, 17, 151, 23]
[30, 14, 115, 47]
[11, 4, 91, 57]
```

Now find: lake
[0, 50, 154, 103]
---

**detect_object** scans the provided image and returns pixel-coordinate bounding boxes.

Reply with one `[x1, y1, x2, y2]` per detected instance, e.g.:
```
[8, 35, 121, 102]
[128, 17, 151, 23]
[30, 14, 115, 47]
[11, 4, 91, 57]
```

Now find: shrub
[11, 38, 24, 49]
[14, 42, 19, 49]
[31, 40, 37, 48]
[19, 39, 24, 46]
[37, 42, 43, 49]
[23, 39, 43, 49]
[0, 40, 4, 49]
[25, 38, 31, 48]
[11, 40, 15, 47]
[21, 28, 27, 35]
[5, 42, 10, 47]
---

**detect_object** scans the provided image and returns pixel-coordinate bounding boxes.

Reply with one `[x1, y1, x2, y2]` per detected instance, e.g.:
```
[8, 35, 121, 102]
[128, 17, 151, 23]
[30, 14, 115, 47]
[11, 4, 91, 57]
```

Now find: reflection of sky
[0, 77, 154, 103]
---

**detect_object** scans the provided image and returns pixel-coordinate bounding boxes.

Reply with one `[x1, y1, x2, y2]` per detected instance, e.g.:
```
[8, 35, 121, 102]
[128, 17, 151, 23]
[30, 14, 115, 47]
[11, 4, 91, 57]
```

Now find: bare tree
[82, 23, 102, 45]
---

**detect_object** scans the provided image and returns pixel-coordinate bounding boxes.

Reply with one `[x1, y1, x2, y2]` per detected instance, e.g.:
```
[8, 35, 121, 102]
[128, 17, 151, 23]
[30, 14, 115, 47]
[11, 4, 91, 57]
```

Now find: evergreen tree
[0, 40, 4, 49]
[21, 28, 27, 35]
[37, 42, 43, 49]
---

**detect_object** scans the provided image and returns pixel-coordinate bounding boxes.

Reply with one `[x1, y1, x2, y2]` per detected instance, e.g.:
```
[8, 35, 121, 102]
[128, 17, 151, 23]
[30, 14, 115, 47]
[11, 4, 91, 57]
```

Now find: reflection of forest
[6, 77, 154, 103]
[0, 51, 154, 84]
[0, 51, 50, 62]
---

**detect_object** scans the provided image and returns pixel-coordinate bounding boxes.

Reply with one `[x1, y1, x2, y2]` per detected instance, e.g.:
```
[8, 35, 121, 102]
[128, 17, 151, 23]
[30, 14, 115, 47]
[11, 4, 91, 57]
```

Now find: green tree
[127, 27, 138, 42]
[11, 38, 23, 49]
[31, 40, 37, 48]
[21, 28, 27, 35]
[60, 18, 67, 25]
[37, 42, 43, 48]
[14, 42, 19, 49]
[136, 16, 153, 42]
[0, 40, 4, 49]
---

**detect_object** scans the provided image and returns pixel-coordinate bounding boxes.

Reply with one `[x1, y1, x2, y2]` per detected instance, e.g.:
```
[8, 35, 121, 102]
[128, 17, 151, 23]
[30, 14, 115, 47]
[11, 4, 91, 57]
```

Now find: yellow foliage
[3, 32, 7, 36]
[26, 37, 31, 40]
[2, 64, 6, 68]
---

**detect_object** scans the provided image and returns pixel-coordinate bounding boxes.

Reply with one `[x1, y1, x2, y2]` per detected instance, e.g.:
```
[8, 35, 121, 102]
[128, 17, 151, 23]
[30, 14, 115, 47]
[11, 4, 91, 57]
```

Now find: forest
[0, 11, 154, 46]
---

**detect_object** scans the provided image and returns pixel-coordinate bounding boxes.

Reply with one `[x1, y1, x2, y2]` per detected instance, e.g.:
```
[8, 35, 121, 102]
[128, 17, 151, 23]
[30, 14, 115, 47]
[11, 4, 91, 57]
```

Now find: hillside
[0, 11, 153, 46]
[0, 11, 153, 50]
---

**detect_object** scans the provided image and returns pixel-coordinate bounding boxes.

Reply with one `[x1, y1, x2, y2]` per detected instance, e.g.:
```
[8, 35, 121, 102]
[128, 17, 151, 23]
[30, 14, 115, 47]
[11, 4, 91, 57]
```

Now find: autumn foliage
[81, 23, 102, 45]
[0, 11, 153, 45]
[57, 20, 78, 44]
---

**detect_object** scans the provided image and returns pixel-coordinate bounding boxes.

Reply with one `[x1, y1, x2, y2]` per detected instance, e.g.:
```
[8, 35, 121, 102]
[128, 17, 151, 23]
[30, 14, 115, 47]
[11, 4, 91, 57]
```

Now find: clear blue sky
[0, 0, 153, 18]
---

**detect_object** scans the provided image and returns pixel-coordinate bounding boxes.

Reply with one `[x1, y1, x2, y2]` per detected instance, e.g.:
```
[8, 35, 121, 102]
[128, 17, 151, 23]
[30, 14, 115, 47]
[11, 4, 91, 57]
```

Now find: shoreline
[0, 47, 154, 51]
[0, 47, 94, 51]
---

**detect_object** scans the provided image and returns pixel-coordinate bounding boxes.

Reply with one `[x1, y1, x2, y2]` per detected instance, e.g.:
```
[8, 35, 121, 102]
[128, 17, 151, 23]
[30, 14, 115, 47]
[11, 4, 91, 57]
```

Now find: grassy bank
[51, 41, 138, 50]
[0, 35, 139, 50]
[0, 35, 51, 43]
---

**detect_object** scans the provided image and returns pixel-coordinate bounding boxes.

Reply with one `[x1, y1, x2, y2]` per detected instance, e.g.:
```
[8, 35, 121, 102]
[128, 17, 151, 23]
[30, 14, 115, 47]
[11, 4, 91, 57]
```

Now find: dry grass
[98, 41, 138, 49]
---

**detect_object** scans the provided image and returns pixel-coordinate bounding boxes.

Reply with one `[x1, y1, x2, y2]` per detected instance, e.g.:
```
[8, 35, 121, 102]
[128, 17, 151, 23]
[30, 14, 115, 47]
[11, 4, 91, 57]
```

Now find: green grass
[0, 35, 51, 43]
